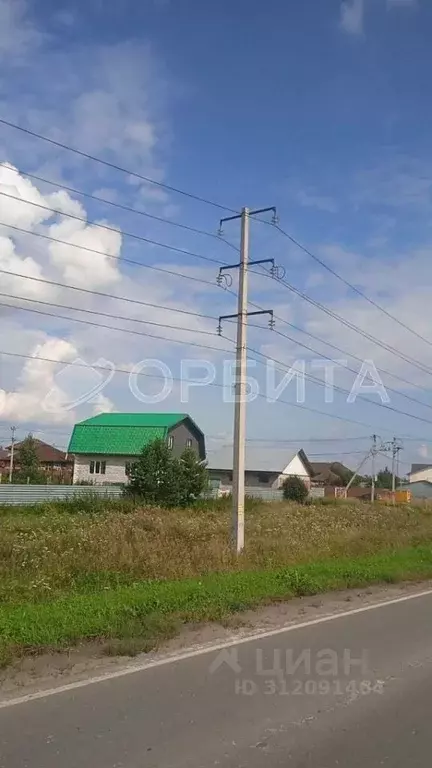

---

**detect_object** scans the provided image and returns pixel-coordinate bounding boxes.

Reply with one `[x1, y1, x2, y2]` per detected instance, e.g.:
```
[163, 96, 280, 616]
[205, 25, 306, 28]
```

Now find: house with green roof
[68, 413, 206, 485]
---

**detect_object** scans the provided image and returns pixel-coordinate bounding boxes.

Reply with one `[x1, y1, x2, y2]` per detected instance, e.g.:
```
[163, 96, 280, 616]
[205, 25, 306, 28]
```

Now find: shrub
[127, 439, 208, 508]
[283, 475, 309, 504]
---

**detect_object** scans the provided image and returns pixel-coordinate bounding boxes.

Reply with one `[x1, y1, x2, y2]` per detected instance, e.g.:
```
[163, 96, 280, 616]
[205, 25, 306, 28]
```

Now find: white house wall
[409, 468, 432, 483]
[280, 454, 311, 487]
[73, 455, 132, 485]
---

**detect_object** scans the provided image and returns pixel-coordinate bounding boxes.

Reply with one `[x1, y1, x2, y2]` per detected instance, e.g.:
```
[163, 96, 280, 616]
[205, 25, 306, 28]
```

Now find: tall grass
[1, 499, 432, 604]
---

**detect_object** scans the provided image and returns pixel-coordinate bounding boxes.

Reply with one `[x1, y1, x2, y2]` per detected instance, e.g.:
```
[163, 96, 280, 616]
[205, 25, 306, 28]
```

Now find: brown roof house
[9, 439, 73, 482]
[310, 461, 353, 486]
[0, 447, 9, 479]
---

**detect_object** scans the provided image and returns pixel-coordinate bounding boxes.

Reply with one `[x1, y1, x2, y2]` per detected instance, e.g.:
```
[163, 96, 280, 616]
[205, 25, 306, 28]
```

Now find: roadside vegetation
[1, 496, 432, 666]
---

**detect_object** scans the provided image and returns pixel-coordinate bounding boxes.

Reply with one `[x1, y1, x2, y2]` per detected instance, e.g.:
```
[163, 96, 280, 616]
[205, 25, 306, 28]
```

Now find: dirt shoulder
[1, 579, 430, 703]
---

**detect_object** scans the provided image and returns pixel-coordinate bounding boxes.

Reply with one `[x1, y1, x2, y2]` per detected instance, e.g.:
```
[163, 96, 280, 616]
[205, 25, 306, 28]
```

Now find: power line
[273, 223, 432, 351]
[3, 118, 430, 379]
[4, 280, 432, 428]
[0, 300, 232, 353]
[255, 265, 432, 379]
[0, 118, 238, 214]
[238, 336, 432, 427]
[9, 192, 432, 400]
[5, 218, 432, 414]
[0, 221, 224, 291]
[4, 216, 430, 405]
[0, 274, 217, 322]
[269, 327, 432, 415]
[243, 436, 371, 443]
[4, 217, 430, 410]
[0, 190, 227, 267]
[262, 306, 432, 396]
[14, 168, 239, 252]
[0, 348, 417, 436]
[0, 292, 217, 333]
[0, 294, 217, 336]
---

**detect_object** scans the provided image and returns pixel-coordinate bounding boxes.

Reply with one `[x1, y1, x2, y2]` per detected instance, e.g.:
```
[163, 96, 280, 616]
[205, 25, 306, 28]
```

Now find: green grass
[2, 498, 432, 666]
[1, 546, 432, 667]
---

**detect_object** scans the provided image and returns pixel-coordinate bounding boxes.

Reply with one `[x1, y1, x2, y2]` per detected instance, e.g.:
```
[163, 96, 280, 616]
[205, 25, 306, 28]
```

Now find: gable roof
[76, 413, 188, 428]
[9, 439, 68, 464]
[210, 450, 313, 476]
[310, 461, 352, 476]
[68, 413, 200, 456]
[289, 449, 314, 477]
[410, 463, 432, 475]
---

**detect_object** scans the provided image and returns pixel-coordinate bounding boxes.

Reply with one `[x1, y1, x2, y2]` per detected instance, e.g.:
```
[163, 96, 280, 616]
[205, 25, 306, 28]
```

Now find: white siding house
[208, 450, 312, 494]
[409, 464, 432, 483]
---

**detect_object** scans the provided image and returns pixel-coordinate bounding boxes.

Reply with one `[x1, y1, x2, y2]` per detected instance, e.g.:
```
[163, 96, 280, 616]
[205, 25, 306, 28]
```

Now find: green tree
[282, 475, 309, 504]
[177, 448, 209, 507]
[127, 439, 208, 508]
[376, 466, 401, 489]
[13, 435, 45, 484]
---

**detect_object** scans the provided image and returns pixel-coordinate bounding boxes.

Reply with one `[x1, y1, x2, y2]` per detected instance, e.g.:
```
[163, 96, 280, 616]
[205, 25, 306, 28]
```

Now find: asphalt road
[2, 591, 432, 767]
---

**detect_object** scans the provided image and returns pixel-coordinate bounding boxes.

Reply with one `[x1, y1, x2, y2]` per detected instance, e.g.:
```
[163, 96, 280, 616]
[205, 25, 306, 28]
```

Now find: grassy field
[1, 496, 432, 665]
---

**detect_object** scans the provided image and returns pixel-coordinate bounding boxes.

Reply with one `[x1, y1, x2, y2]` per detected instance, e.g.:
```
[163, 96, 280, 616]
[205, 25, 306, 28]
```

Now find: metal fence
[0, 484, 123, 506]
[211, 485, 325, 501]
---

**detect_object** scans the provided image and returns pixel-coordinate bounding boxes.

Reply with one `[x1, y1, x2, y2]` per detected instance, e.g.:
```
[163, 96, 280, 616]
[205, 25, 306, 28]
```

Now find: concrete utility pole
[391, 437, 403, 503]
[371, 434, 378, 503]
[217, 206, 279, 553]
[9, 425, 16, 483]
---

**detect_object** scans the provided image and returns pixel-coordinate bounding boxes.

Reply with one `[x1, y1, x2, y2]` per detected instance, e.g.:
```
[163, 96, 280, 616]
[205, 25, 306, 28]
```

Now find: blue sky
[1, 0, 432, 474]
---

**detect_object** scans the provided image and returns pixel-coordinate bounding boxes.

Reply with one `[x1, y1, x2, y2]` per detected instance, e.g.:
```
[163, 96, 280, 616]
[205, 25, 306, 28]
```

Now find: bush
[283, 475, 309, 504]
[127, 439, 208, 507]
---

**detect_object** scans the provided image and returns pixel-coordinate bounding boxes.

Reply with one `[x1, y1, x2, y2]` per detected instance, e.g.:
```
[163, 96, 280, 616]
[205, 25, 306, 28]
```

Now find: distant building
[400, 480, 432, 499]
[5, 439, 72, 481]
[309, 461, 353, 486]
[208, 450, 313, 494]
[68, 413, 206, 485]
[0, 447, 9, 479]
[408, 464, 432, 483]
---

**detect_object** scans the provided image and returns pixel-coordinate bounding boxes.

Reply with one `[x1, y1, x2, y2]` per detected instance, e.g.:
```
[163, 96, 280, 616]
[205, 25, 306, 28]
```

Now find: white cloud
[340, 0, 364, 35]
[0, 338, 82, 424]
[47, 217, 122, 289]
[296, 190, 338, 213]
[0, 0, 43, 62]
[0, 164, 231, 427]
[340, 0, 417, 36]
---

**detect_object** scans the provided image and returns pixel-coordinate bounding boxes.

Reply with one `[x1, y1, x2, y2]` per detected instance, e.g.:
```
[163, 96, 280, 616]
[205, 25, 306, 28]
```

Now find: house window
[101, 461, 106, 475]
[125, 462, 133, 477]
[258, 473, 269, 485]
[89, 461, 95, 474]
[95, 461, 101, 475]
[186, 438, 192, 449]
[168, 435, 174, 449]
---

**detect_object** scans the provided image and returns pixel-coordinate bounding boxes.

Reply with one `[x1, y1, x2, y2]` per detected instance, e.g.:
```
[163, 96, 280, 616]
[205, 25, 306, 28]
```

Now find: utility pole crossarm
[217, 309, 274, 335]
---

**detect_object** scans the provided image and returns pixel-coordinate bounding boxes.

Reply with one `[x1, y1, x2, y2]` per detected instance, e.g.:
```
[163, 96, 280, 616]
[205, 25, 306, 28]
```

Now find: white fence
[0, 484, 123, 506]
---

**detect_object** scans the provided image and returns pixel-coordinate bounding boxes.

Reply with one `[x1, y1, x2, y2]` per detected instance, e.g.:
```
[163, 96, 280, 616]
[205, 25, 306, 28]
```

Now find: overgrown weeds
[1, 498, 432, 604]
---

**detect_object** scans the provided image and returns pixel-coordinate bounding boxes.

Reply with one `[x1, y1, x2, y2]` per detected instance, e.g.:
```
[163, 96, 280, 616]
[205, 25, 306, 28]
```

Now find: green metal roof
[76, 413, 187, 428]
[68, 413, 187, 456]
